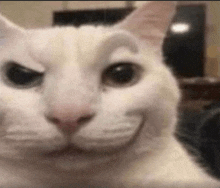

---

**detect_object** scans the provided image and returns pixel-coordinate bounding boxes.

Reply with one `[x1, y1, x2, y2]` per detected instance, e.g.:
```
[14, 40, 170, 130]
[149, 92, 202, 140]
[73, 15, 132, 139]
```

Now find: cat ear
[115, 1, 176, 47]
[0, 14, 24, 38]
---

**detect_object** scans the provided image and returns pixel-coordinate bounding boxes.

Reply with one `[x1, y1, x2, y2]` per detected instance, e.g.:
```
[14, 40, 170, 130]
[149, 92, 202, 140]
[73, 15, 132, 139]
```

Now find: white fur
[0, 2, 219, 187]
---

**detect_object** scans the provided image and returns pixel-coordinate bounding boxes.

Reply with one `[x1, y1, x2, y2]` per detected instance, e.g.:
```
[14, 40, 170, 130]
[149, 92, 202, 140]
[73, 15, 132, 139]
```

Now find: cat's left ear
[0, 14, 24, 38]
[115, 1, 176, 47]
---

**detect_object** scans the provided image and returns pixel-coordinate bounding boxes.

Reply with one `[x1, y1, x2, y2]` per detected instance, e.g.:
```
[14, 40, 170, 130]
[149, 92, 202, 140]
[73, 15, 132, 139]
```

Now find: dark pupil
[107, 64, 134, 84]
[6, 64, 41, 85]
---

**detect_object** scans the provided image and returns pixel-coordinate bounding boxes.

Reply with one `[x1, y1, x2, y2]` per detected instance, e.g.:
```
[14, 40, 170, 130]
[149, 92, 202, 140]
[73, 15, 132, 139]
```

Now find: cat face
[0, 2, 180, 171]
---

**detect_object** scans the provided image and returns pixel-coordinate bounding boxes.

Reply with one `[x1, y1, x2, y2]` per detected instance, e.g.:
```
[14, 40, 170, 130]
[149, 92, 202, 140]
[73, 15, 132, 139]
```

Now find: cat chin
[47, 150, 118, 172]
[1, 137, 143, 174]
[5, 147, 123, 175]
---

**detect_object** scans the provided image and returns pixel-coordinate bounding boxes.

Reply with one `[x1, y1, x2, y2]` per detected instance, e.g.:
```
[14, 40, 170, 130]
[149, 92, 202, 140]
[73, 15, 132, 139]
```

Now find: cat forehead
[26, 25, 135, 67]
[28, 25, 109, 47]
[28, 26, 105, 54]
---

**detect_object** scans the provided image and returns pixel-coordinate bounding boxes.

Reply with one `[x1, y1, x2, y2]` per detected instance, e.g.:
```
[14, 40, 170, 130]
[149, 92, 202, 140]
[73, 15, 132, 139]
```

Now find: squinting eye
[2, 62, 43, 89]
[102, 63, 142, 87]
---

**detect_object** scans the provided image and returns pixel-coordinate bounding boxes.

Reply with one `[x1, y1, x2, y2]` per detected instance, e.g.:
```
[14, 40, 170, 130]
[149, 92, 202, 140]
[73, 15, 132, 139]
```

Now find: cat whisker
[103, 127, 136, 133]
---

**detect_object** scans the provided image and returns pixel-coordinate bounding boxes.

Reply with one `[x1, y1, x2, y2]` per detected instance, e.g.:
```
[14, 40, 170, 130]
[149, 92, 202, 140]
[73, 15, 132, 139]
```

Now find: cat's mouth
[43, 143, 126, 159]
[40, 144, 123, 171]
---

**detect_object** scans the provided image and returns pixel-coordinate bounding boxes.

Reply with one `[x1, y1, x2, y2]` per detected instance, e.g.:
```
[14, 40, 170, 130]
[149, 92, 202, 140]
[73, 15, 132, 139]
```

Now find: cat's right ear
[114, 2, 176, 48]
[0, 14, 24, 38]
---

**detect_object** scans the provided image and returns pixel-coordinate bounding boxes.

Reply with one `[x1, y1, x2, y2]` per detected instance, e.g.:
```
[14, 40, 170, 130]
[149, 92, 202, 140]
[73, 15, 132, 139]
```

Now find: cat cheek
[70, 114, 143, 152]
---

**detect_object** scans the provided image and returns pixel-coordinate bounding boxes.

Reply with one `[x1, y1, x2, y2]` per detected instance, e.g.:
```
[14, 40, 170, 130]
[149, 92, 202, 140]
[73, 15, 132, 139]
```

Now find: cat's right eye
[2, 62, 44, 89]
[102, 63, 142, 88]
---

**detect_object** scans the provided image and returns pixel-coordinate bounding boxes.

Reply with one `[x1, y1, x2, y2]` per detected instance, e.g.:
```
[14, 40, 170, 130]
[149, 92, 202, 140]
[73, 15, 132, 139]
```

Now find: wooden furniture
[179, 77, 220, 111]
[180, 77, 220, 101]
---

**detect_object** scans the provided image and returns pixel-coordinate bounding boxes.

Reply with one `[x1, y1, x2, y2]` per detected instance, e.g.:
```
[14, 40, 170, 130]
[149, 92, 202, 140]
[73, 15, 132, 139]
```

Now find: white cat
[0, 1, 219, 187]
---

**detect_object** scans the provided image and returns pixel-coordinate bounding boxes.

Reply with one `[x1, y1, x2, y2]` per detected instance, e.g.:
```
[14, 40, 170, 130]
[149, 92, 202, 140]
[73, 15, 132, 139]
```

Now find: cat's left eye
[2, 62, 44, 89]
[102, 63, 142, 88]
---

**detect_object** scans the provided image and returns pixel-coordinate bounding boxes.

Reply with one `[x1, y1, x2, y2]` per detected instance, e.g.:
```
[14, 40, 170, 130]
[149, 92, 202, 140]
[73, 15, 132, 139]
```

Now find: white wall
[206, 1, 220, 77]
[0, 1, 147, 28]
[0, 1, 63, 28]
[67, 1, 125, 10]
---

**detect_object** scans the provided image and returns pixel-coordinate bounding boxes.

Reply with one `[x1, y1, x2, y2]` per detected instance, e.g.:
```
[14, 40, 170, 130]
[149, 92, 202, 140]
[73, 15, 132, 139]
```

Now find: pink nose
[46, 103, 95, 133]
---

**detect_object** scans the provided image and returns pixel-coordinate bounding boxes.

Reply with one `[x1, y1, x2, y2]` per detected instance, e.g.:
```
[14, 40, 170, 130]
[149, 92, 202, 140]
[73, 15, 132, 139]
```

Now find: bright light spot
[171, 23, 190, 34]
